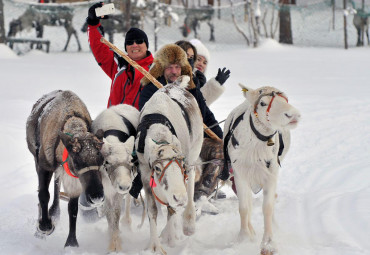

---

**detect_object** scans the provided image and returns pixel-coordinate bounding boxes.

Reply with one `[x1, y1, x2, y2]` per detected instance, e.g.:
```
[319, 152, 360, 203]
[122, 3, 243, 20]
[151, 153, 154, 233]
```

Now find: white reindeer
[223, 84, 301, 255]
[136, 76, 203, 254]
[91, 104, 139, 252]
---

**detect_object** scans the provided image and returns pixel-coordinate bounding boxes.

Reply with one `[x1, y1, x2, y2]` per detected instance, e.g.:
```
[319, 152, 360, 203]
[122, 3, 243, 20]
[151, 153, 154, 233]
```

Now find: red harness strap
[254, 92, 289, 120]
[267, 94, 288, 115]
[150, 158, 188, 207]
[62, 148, 78, 178]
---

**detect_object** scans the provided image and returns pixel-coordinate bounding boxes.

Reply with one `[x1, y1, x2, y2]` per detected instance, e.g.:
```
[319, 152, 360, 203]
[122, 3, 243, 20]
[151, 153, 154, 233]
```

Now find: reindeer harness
[103, 115, 137, 142]
[149, 153, 188, 212]
[61, 148, 100, 178]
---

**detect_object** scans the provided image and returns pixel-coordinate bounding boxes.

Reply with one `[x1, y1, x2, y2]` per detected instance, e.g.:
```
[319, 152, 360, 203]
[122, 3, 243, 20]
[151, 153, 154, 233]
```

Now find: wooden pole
[100, 37, 222, 142]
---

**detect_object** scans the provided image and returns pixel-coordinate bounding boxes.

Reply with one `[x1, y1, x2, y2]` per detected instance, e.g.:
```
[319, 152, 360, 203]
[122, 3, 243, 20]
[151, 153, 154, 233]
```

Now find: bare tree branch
[230, 0, 250, 46]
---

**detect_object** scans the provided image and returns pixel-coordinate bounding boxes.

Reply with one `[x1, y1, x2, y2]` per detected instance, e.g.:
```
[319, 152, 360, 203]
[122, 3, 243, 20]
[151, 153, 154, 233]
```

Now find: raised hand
[215, 67, 231, 85]
[87, 2, 109, 26]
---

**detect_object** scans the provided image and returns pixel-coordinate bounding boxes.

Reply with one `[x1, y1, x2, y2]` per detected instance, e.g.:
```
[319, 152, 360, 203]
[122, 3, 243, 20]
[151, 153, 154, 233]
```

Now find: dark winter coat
[88, 24, 154, 109]
[139, 76, 223, 139]
[194, 70, 207, 88]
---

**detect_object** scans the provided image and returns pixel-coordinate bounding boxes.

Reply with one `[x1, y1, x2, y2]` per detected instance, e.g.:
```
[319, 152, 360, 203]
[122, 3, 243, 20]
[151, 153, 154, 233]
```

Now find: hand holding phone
[95, 3, 115, 17]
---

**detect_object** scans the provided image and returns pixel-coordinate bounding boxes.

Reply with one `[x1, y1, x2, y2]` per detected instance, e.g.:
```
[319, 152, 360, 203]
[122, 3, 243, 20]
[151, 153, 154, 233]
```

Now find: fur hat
[141, 44, 195, 89]
[124, 28, 149, 51]
[190, 39, 210, 69]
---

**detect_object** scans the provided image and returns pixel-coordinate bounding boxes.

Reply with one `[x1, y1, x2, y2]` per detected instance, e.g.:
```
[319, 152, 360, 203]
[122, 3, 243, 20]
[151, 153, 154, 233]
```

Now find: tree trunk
[218, 0, 221, 19]
[154, 7, 158, 51]
[124, 0, 131, 33]
[230, 0, 250, 46]
[249, 0, 259, 47]
[332, 0, 335, 30]
[361, 0, 365, 46]
[279, 0, 293, 44]
[343, 0, 348, 49]
[0, 0, 5, 44]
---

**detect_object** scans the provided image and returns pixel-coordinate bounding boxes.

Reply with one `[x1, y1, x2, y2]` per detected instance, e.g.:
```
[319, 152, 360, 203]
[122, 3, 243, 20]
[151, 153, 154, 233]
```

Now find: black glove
[86, 2, 109, 26]
[215, 67, 231, 85]
[195, 70, 207, 88]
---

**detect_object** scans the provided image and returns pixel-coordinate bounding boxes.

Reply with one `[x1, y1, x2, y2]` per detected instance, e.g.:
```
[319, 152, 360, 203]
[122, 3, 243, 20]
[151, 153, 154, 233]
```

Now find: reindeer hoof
[36, 222, 55, 237]
[183, 224, 195, 236]
[149, 242, 167, 255]
[108, 232, 123, 252]
[260, 238, 277, 255]
[65, 237, 79, 247]
[261, 249, 274, 255]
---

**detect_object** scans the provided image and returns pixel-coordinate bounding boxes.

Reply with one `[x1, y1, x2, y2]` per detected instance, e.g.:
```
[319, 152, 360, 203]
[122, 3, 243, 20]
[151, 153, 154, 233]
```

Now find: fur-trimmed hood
[141, 44, 195, 89]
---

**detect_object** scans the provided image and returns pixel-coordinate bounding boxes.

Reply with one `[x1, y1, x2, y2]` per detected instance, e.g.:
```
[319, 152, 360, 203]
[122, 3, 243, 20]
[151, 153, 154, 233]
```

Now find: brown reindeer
[26, 90, 104, 247]
[194, 138, 224, 201]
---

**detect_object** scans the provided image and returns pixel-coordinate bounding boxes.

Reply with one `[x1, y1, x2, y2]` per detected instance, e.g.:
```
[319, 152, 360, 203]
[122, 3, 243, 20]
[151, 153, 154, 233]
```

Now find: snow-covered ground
[0, 40, 369, 255]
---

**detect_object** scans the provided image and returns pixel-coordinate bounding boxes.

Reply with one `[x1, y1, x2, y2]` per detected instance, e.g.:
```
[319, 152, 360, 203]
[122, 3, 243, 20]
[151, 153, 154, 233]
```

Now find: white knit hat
[190, 39, 210, 71]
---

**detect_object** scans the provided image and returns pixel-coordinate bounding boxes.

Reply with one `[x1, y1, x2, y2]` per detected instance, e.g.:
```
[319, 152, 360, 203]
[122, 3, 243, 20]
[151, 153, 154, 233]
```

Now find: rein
[189, 159, 224, 167]
[150, 157, 188, 212]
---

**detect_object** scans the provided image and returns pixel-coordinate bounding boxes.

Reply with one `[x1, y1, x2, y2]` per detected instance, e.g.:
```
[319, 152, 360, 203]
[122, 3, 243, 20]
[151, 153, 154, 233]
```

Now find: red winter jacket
[88, 24, 154, 109]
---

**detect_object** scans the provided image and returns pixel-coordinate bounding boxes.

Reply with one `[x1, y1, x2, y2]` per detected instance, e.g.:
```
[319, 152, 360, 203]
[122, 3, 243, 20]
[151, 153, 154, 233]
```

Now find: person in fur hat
[190, 39, 230, 106]
[139, 43, 223, 139]
[86, 3, 153, 110]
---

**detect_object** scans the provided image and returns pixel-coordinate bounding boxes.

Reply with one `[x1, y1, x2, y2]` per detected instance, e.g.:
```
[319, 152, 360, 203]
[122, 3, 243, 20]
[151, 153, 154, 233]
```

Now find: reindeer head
[8, 19, 22, 37]
[59, 130, 105, 206]
[239, 84, 301, 131]
[146, 136, 188, 208]
[101, 136, 135, 195]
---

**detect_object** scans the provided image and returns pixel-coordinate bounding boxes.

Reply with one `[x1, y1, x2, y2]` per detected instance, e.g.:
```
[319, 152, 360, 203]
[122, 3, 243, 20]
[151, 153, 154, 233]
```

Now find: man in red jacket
[86, 3, 154, 109]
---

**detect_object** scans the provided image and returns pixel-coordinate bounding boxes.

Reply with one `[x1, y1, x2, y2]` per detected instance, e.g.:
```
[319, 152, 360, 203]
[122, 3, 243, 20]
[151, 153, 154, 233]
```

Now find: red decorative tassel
[150, 176, 157, 188]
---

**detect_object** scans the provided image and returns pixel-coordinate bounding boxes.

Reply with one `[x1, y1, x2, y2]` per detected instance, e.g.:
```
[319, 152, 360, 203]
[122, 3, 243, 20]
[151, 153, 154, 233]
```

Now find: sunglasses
[126, 39, 145, 45]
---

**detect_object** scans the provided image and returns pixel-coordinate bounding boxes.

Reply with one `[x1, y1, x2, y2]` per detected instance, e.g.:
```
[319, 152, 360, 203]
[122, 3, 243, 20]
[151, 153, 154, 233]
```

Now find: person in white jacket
[190, 39, 231, 106]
